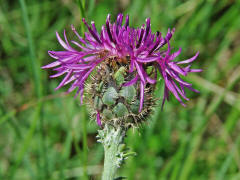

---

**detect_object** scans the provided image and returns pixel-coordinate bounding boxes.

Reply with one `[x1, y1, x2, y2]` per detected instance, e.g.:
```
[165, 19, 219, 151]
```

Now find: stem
[102, 128, 124, 180]
[76, 0, 86, 34]
[81, 106, 88, 180]
[97, 125, 126, 180]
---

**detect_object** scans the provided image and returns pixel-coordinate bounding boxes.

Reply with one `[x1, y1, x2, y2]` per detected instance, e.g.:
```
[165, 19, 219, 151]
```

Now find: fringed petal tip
[42, 61, 60, 69]
[47, 50, 58, 59]
[124, 14, 129, 28]
[145, 18, 150, 25]
[41, 66, 47, 69]
[190, 69, 202, 73]
[177, 51, 200, 65]
[191, 51, 200, 62]
[54, 86, 61, 91]
[106, 14, 111, 22]
[41, 64, 48, 69]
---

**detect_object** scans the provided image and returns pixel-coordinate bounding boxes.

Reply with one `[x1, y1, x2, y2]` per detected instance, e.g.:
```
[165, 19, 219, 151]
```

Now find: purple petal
[48, 51, 78, 57]
[106, 14, 114, 43]
[55, 69, 73, 90]
[79, 64, 97, 85]
[123, 75, 138, 87]
[166, 69, 191, 86]
[148, 37, 161, 54]
[71, 40, 91, 51]
[134, 62, 146, 84]
[143, 18, 151, 42]
[165, 28, 174, 41]
[56, 32, 75, 51]
[67, 80, 78, 93]
[82, 18, 102, 44]
[64, 64, 92, 70]
[116, 13, 123, 34]
[48, 51, 58, 59]
[64, 76, 76, 85]
[177, 52, 199, 64]
[50, 70, 67, 78]
[146, 76, 156, 84]
[169, 48, 182, 61]
[137, 56, 158, 63]
[189, 69, 202, 72]
[71, 25, 86, 44]
[172, 82, 189, 101]
[166, 40, 171, 56]
[168, 63, 187, 76]
[161, 86, 169, 110]
[42, 61, 61, 69]
[139, 81, 145, 112]
[165, 75, 185, 106]
[64, 30, 70, 47]
[124, 15, 129, 28]
[83, 55, 98, 62]
[136, 26, 144, 48]
[96, 111, 102, 126]
[91, 21, 100, 38]
[186, 85, 200, 93]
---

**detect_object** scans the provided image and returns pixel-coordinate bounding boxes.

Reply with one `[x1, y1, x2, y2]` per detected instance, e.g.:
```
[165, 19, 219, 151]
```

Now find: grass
[0, 0, 240, 179]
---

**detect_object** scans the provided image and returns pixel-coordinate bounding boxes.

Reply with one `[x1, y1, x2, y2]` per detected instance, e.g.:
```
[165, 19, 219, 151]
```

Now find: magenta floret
[43, 13, 201, 116]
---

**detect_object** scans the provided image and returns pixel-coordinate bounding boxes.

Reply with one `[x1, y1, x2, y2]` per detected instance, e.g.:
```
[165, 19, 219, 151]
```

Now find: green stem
[81, 106, 88, 180]
[76, 0, 86, 34]
[97, 125, 127, 180]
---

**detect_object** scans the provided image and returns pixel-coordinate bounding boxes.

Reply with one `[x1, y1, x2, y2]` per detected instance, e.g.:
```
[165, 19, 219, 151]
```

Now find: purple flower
[157, 42, 201, 108]
[43, 13, 201, 117]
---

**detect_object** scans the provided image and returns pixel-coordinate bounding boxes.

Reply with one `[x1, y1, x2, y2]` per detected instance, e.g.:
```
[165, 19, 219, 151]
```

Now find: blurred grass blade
[18, 0, 42, 98]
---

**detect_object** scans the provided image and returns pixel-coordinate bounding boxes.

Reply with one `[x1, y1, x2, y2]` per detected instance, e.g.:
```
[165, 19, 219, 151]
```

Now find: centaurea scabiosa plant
[43, 14, 201, 179]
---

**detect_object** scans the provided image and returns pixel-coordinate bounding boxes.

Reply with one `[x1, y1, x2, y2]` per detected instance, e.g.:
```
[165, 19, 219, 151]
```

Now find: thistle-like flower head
[43, 14, 201, 127]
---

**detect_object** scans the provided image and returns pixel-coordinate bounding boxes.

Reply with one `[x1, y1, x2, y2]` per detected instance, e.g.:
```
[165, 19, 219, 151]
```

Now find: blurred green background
[1, 0, 240, 179]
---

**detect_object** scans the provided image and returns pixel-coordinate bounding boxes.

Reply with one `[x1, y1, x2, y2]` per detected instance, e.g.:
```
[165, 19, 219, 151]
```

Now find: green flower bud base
[86, 60, 156, 128]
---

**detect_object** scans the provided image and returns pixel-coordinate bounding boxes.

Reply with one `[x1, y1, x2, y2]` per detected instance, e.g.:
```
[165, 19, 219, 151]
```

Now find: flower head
[43, 14, 201, 127]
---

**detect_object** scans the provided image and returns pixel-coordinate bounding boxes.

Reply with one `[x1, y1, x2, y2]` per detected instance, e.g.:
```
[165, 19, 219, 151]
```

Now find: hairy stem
[97, 125, 127, 180]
